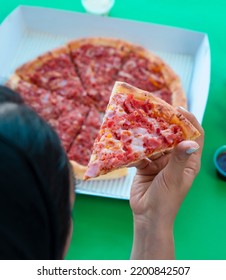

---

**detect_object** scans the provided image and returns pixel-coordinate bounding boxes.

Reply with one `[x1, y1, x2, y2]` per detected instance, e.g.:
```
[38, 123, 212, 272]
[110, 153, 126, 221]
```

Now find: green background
[1, 0, 226, 260]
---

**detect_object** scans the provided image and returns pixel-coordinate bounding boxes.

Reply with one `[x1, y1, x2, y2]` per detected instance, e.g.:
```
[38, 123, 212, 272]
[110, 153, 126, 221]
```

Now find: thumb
[163, 140, 200, 190]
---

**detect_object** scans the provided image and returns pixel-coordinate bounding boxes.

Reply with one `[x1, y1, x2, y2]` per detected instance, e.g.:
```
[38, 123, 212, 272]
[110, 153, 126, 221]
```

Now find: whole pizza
[6, 37, 187, 180]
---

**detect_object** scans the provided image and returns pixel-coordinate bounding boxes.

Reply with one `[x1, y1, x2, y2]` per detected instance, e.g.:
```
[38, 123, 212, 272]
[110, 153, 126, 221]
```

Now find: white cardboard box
[0, 6, 210, 199]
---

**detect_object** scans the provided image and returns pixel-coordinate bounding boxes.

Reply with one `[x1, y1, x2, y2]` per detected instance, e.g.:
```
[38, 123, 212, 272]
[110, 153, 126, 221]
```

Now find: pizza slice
[68, 37, 131, 112]
[15, 46, 88, 101]
[84, 82, 201, 180]
[116, 44, 187, 107]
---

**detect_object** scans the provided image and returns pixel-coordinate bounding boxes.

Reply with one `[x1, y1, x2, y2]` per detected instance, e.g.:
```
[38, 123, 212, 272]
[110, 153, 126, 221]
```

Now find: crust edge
[70, 160, 128, 181]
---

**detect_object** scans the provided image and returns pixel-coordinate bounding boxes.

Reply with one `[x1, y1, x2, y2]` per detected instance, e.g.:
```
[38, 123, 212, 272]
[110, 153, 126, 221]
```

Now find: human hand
[129, 108, 204, 259]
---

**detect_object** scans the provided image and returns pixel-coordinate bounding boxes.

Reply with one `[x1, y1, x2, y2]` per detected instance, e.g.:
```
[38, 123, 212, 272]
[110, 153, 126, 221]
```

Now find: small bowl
[213, 145, 226, 180]
[82, 0, 115, 16]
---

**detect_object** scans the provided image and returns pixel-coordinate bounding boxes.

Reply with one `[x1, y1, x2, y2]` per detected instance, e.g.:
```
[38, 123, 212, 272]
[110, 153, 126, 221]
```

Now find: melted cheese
[131, 137, 145, 153]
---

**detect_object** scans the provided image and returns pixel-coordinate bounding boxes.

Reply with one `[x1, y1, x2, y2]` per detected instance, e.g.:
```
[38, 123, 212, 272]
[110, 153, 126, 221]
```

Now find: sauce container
[214, 145, 226, 181]
[82, 0, 115, 16]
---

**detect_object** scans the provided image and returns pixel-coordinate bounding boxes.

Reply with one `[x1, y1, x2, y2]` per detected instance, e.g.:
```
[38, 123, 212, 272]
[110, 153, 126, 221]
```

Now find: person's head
[0, 85, 24, 104]
[0, 86, 74, 259]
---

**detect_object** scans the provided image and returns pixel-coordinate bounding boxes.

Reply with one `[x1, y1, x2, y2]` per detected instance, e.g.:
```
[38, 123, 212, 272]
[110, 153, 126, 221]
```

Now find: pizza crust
[5, 74, 20, 90]
[70, 160, 128, 180]
[67, 37, 131, 55]
[15, 46, 70, 81]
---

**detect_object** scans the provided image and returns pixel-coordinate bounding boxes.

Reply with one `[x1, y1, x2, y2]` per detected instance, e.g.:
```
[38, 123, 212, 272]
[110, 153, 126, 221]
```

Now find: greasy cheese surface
[86, 93, 184, 178]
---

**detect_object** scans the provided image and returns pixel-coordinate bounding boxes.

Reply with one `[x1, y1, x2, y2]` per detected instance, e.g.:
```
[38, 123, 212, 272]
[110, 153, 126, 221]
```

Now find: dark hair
[0, 85, 24, 104]
[0, 94, 71, 259]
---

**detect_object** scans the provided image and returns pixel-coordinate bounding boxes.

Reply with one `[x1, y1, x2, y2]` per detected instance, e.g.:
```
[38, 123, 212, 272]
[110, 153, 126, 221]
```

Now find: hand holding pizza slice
[84, 82, 201, 180]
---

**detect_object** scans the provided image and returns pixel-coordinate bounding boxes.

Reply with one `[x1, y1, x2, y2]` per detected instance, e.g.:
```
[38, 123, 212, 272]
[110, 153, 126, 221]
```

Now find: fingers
[163, 140, 201, 190]
[130, 150, 172, 169]
[148, 149, 172, 161]
[177, 107, 204, 152]
[133, 154, 170, 176]
[130, 159, 150, 170]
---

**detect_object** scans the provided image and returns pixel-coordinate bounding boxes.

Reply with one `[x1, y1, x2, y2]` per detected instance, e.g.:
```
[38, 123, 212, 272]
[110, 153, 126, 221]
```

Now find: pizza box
[0, 6, 210, 200]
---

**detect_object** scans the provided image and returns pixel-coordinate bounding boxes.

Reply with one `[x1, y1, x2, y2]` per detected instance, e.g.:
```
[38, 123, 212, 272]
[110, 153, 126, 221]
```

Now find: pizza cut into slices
[15, 46, 88, 101]
[68, 37, 131, 112]
[84, 81, 201, 180]
[7, 74, 90, 153]
[68, 106, 101, 165]
[48, 103, 89, 152]
[6, 74, 63, 121]
[116, 44, 187, 107]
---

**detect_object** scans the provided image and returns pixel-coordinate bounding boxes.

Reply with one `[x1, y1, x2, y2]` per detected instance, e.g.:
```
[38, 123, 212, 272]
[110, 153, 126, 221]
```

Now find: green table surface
[1, 0, 226, 260]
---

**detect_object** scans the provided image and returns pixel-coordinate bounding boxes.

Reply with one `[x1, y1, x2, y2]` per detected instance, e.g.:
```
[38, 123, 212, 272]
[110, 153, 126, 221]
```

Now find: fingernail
[145, 157, 152, 163]
[186, 146, 200, 154]
[177, 106, 188, 112]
